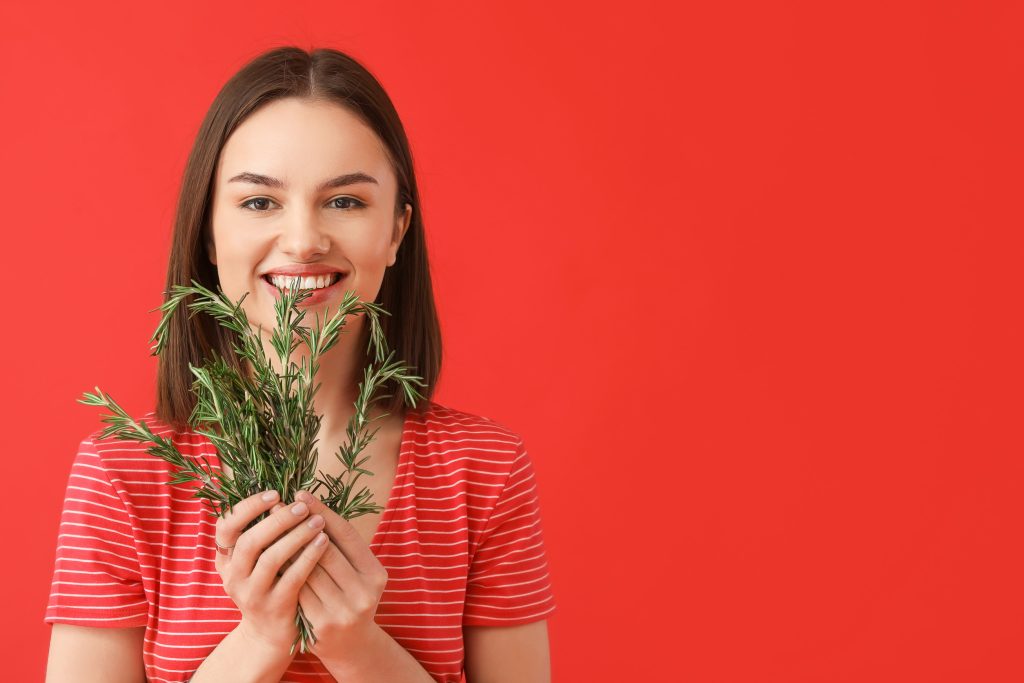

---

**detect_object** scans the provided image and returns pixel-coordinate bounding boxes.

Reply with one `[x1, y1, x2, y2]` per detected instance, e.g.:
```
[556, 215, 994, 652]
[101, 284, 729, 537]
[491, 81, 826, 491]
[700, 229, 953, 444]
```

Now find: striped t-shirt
[44, 400, 556, 682]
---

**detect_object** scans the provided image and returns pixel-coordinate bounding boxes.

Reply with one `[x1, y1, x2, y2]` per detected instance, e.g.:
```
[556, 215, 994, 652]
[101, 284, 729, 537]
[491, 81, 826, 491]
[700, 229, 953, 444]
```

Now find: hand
[271, 490, 389, 667]
[214, 490, 330, 656]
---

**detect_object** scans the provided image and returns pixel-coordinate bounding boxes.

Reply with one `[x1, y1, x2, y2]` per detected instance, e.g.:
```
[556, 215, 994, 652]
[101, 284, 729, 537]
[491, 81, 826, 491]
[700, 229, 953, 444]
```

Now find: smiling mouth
[261, 273, 344, 290]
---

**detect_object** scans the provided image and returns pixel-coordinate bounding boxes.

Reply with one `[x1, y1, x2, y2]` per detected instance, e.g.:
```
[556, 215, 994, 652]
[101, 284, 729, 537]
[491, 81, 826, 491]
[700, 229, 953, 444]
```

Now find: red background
[3, 1, 1021, 681]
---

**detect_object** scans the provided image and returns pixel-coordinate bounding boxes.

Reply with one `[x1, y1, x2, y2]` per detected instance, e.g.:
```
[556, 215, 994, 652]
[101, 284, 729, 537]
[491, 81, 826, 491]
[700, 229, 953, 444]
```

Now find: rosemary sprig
[79, 279, 426, 656]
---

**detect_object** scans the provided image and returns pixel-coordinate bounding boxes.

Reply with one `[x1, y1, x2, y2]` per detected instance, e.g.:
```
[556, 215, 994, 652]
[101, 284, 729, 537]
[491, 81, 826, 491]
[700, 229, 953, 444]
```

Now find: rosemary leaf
[81, 280, 427, 654]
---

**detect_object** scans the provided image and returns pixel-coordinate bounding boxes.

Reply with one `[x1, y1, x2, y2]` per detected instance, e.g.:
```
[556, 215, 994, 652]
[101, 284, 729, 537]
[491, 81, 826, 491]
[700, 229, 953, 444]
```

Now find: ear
[206, 234, 217, 266]
[388, 203, 412, 267]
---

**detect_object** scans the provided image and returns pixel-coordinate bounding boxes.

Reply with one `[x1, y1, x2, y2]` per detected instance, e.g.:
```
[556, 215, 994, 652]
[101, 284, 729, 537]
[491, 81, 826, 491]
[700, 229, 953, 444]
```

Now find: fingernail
[291, 501, 308, 515]
[296, 490, 313, 504]
[262, 490, 278, 502]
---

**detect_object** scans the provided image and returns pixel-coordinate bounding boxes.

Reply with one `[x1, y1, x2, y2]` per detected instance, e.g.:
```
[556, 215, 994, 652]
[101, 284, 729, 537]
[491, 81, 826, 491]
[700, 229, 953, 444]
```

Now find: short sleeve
[43, 436, 149, 627]
[463, 437, 557, 626]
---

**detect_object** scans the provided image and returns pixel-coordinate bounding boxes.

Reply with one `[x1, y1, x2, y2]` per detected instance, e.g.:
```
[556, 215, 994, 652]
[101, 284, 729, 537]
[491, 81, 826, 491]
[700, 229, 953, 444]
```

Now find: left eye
[329, 196, 365, 210]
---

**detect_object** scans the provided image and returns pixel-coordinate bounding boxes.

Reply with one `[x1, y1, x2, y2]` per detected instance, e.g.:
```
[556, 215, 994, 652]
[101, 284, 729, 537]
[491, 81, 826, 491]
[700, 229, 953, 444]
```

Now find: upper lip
[261, 265, 348, 277]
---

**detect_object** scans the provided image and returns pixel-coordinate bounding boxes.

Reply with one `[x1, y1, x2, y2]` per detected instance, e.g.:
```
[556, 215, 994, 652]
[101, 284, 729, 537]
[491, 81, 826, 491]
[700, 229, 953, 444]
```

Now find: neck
[254, 313, 387, 438]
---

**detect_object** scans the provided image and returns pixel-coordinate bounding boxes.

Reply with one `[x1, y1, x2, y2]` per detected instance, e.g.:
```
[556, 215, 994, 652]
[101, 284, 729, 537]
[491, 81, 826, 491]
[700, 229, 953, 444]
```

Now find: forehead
[216, 97, 391, 185]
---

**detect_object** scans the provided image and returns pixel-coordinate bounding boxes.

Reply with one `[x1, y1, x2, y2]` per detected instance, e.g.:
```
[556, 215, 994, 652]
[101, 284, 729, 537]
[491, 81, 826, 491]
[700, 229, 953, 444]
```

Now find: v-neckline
[369, 406, 417, 552]
[207, 405, 419, 553]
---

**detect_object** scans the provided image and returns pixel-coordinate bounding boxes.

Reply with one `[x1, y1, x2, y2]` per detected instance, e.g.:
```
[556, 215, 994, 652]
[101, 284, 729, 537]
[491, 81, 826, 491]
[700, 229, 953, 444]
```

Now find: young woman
[44, 46, 555, 682]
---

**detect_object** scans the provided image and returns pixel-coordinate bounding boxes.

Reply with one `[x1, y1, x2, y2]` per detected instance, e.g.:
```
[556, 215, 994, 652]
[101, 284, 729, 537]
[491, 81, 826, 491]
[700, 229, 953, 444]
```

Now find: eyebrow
[227, 171, 379, 192]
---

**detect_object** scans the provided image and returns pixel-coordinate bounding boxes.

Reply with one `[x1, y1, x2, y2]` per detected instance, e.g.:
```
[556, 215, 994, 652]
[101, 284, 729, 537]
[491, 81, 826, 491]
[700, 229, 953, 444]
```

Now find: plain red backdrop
[3, 1, 1021, 681]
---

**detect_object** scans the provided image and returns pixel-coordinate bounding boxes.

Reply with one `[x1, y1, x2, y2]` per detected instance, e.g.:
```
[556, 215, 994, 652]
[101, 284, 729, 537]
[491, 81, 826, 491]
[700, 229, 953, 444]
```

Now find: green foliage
[78, 279, 426, 655]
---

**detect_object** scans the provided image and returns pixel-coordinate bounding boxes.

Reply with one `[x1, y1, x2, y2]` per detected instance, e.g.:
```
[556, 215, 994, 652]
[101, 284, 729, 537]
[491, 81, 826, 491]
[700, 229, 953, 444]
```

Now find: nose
[277, 213, 330, 260]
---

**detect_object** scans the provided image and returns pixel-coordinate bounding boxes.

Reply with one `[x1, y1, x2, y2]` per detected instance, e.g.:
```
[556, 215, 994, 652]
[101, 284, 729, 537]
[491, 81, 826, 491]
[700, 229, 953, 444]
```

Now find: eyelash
[239, 196, 366, 212]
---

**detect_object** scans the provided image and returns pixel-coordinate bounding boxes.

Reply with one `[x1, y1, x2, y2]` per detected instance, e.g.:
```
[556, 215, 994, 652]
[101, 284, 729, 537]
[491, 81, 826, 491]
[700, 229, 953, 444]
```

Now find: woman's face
[207, 97, 412, 338]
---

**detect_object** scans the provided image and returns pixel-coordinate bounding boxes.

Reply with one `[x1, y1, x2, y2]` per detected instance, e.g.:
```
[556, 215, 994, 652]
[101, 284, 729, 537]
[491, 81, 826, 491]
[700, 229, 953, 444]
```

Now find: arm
[189, 623, 295, 682]
[318, 622, 436, 682]
[461, 439, 557, 681]
[463, 621, 552, 683]
[44, 622, 298, 683]
[279, 494, 437, 682]
[45, 624, 146, 683]
[44, 438, 151, 683]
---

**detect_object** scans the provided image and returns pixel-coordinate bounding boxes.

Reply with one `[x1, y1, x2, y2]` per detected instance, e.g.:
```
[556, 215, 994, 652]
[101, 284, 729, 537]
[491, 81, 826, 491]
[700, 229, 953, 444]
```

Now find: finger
[247, 503, 327, 592]
[306, 536, 360, 595]
[277, 539, 308, 577]
[215, 489, 280, 552]
[298, 580, 324, 614]
[273, 529, 330, 599]
[294, 491, 383, 575]
[303, 538, 367, 613]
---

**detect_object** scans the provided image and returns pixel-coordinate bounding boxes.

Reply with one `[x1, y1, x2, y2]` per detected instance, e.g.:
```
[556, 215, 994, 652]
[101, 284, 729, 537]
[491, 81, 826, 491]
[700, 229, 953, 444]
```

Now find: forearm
[190, 624, 294, 683]
[321, 623, 436, 683]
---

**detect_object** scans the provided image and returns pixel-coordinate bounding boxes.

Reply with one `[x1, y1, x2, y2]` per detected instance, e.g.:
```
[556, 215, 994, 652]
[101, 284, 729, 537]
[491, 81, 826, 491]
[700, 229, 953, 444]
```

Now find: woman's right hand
[213, 490, 329, 654]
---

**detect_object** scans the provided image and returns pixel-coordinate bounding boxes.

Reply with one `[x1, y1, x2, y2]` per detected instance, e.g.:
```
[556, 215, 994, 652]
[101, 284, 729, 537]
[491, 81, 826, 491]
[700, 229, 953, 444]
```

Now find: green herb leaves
[79, 279, 426, 655]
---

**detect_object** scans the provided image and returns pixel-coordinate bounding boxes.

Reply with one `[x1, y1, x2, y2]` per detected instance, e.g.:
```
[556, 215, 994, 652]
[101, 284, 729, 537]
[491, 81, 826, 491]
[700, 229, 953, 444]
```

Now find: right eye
[240, 197, 275, 211]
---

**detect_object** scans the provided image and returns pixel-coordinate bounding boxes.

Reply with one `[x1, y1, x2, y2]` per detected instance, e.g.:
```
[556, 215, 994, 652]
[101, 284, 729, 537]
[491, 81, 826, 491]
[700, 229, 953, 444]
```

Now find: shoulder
[79, 410, 213, 492]
[413, 401, 532, 490]
[419, 400, 525, 459]
[86, 410, 209, 454]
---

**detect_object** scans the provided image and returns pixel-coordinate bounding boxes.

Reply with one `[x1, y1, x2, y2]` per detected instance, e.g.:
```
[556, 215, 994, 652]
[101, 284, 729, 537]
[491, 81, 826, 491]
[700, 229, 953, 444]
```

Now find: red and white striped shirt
[44, 400, 556, 682]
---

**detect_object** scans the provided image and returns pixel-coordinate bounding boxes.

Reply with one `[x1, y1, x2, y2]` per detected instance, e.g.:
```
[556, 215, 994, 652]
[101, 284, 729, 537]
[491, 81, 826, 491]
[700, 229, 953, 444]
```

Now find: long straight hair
[155, 45, 442, 432]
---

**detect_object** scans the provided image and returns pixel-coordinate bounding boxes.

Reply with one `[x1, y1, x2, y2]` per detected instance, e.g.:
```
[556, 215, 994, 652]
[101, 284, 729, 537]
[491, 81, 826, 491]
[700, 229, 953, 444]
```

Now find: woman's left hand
[272, 490, 389, 665]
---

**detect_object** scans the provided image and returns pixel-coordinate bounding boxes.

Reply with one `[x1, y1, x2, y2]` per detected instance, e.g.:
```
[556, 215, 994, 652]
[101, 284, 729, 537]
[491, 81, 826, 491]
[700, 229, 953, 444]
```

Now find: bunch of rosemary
[78, 279, 426, 656]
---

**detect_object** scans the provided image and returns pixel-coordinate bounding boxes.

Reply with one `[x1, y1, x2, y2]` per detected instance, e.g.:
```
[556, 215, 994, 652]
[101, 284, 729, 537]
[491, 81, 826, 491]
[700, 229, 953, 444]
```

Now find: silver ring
[215, 539, 235, 557]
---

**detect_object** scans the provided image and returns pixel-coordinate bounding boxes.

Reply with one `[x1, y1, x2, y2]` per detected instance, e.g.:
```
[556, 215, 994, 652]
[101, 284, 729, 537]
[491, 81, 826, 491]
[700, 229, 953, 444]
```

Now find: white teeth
[267, 274, 339, 290]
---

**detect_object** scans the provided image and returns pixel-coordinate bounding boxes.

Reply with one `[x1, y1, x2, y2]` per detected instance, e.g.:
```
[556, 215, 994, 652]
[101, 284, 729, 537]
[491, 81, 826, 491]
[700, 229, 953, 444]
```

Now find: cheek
[210, 232, 265, 277]
[207, 243, 264, 304]
[347, 235, 393, 270]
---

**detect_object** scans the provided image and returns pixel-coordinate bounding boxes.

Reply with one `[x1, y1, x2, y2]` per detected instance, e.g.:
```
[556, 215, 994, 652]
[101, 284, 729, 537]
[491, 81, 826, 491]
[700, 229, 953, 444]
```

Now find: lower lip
[262, 274, 347, 305]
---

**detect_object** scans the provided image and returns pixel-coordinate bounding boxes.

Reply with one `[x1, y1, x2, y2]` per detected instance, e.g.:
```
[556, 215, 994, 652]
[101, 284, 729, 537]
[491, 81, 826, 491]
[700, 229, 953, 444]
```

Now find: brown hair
[155, 45, 442, 432]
